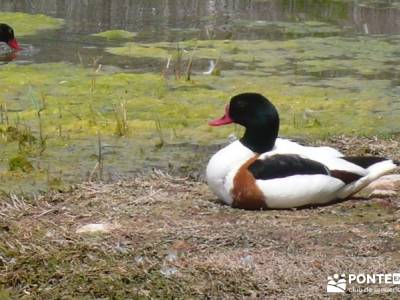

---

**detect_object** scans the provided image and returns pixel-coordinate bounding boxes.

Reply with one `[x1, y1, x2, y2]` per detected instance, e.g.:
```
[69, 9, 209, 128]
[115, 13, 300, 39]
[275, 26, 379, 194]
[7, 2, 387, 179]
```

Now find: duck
[0, 23, 21, 50]
[206, 93, 398, 210]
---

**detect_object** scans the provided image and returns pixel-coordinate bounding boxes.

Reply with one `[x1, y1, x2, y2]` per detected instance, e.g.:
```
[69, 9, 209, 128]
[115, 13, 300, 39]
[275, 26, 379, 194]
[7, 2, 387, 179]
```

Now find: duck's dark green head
[209, 93, 280, 153]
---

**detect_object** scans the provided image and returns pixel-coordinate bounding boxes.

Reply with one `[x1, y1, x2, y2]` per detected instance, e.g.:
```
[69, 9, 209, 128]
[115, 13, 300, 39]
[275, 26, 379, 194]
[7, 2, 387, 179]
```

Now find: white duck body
[274, 138, 343, 157]
[206, 140, 254, 205]
[206, 141, 397, 209]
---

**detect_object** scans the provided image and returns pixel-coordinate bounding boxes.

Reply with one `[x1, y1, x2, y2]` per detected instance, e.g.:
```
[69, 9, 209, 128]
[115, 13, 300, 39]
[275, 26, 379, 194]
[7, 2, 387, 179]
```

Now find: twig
[89, 161, 99, 182]
[98, 132, 103, 180]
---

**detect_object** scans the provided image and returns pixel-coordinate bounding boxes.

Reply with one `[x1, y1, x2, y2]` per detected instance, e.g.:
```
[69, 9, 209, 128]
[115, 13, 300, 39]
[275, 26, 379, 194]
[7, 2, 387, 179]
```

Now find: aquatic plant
[154, 117, 165, 149]
[30, 90, 47, 152]
[232, 20, 342, 36]
[8, 154, 33, 172]
[0, 103, 9, 125]
[92, 30, 137, 40]
[1, 125, 36, 150]
[113, 100, 129, 136]
[89, 132, 104, 182]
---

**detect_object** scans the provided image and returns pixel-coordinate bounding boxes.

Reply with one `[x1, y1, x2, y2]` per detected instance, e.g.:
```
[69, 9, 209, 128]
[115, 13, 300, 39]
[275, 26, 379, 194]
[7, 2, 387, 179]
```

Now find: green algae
[0, 62, 219, 193]
[92, 30, 137, 40]
[233, 20, 342, 35]
[0, 12, 64, 36]
[1, 52, 397, 143]
[0, 58, 398, 193]
[8, 154, 33, 172]
[104, 35, 400, 139]
[107, 42, 170, 59]
[0, 126, 36, 146]
[106, 35, 400, 80]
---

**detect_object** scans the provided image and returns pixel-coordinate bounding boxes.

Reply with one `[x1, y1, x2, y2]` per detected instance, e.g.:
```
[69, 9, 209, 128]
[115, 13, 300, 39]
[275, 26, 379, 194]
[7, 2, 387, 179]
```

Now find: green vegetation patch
[0, 12, 64, 36]
[8, 154, 33, 172]
[92, 29, 137, 40]
[107, 39, 285, 62]
[233, 20, 342, 35]
[105, 35, 399, 136]
[108, 42, 171, 58]
[106, 35, 400, 78]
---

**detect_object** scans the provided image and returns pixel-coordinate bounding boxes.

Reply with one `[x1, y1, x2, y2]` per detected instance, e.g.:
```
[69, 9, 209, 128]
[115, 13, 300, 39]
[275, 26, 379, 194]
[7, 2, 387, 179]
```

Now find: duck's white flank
[256, 174, 344, 208]
[206, 141, 253, 205]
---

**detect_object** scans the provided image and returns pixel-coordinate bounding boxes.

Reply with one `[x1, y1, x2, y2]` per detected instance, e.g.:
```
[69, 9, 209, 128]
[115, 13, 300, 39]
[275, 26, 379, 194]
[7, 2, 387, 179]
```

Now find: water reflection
[0, 0, 399, 38]
[0, 50, 17, 62]
[1, 0, 399, 68]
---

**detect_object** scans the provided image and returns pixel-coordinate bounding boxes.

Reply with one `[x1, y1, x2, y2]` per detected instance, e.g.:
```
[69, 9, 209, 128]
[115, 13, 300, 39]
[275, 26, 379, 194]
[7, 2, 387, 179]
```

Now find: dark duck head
[209, 93, 280, 153]
[0, 23, 21, 50]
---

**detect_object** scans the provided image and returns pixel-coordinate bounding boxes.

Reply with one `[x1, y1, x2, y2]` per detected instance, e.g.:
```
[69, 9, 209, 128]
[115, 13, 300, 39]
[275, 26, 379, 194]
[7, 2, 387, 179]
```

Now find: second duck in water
[0, 23, 21, 50]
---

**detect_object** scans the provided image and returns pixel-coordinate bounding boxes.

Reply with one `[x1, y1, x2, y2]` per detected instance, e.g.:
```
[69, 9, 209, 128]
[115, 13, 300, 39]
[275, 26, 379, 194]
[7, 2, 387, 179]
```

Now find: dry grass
[1, 137, 400, 299]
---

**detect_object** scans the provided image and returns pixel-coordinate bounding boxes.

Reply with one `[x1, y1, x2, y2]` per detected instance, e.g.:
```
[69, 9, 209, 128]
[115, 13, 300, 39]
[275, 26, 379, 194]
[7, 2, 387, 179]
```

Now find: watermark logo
[327, 273, 400, 293]
[327, 274, 346, 293]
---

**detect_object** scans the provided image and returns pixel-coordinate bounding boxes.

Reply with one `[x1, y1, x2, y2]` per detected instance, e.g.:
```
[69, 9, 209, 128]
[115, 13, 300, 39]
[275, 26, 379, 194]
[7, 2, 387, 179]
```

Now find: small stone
[160, 266, 178, 277]
[369, 189, 397, 198]
[45, 230, 54, 238]
[165, 250, 178, 263]
[249, 291, 258, 299]
[76, 223, 116, 234]
[115, 242, 129, 254]
[241, 254, 254, 268]
[135, 256, 144, 264]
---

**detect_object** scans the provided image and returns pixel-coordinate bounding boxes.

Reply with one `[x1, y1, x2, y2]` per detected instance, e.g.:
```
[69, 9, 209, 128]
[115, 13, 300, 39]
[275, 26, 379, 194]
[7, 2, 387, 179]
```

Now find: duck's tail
[337, 158, 398, 199]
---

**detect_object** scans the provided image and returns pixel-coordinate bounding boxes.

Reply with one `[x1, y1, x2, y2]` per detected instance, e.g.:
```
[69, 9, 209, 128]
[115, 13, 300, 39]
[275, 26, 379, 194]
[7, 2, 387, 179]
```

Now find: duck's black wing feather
[341, 156, 388, 169]
[248, 154, 363, 184]
[248, 154, 329, 180]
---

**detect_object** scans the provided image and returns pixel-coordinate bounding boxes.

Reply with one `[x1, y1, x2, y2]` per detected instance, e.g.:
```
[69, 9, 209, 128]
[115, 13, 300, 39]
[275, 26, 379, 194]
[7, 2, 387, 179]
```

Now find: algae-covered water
[0, 0, 400, 194]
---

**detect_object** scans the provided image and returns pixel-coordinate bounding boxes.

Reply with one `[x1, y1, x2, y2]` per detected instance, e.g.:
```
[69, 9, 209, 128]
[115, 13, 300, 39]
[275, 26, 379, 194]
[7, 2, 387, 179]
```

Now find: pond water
[0, 0, 399, 194]
[2, 0, 400, 67]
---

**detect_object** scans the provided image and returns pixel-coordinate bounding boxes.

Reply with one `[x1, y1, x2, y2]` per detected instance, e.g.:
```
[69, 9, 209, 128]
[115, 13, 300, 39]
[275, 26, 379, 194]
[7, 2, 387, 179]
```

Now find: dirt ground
[1, 136, 400, 299]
